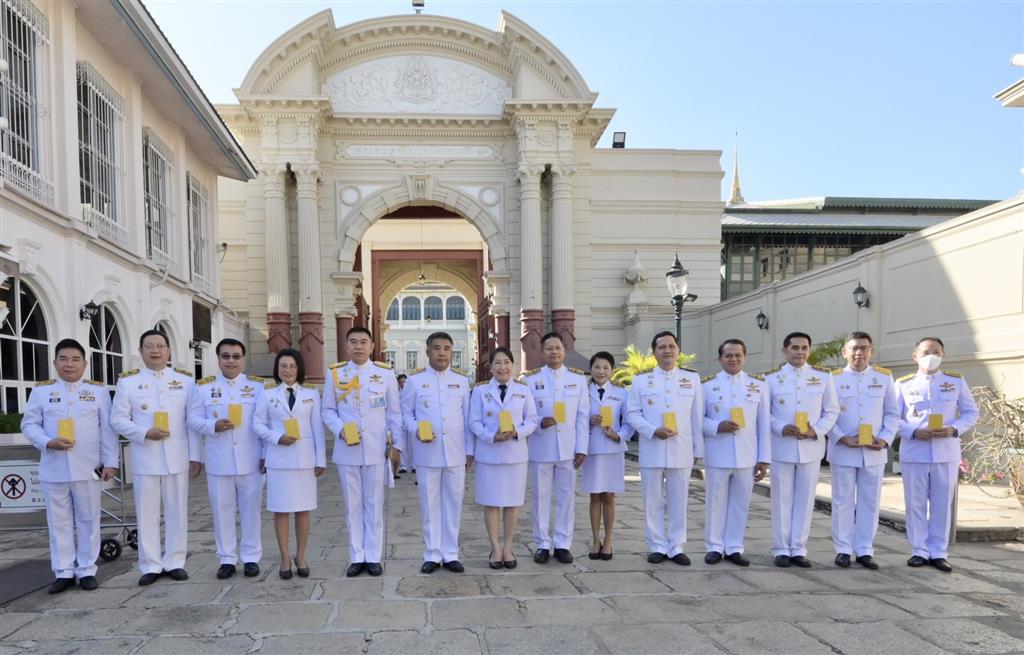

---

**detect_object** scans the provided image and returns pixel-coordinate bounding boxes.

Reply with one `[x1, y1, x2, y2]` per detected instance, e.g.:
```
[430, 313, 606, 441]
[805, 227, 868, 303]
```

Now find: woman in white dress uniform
[581, 352, 633, 560]
[253, 349, 326, 579]
[468, 347, 538, 569]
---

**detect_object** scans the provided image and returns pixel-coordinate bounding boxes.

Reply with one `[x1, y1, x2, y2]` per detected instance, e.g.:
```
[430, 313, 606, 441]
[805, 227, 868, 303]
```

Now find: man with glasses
[187, 338, 266, 579]
[827, 332, 900, 570]
[110, 330, 198, 585]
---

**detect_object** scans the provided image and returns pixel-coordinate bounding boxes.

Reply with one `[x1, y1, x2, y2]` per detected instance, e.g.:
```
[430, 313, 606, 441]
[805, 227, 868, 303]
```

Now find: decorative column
[263, 165, 291, 353]
[516, 164, 545, 369]
[331, 272, 363, 365]
[550, 164, 577, 352]
[295, 165, 324, 382]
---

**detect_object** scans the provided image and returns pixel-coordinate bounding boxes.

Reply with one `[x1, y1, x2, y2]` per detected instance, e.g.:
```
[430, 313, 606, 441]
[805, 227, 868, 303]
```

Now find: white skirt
[266, 468, 317, 513]
[475, 461, 527, 507]
[580, 452, 625, 493]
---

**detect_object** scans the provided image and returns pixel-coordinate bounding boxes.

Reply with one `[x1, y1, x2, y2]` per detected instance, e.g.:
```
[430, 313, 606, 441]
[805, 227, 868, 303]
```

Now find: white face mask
[917, 354, 942, 372]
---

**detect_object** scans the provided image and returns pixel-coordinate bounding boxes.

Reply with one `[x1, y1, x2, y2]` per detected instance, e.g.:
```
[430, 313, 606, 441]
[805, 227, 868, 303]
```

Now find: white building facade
[382, 283, 475, 375]
[0, 0, 254, 412]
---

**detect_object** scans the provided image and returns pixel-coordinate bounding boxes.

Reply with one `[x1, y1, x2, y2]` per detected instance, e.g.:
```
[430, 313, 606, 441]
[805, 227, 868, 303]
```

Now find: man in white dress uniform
[398, 331, 472, 574]
[764, 331, 840, 568]
[187, 338, 265, 579]
[110, 329, 199, 585]
[896, 336, 978, 573]
[322, 327, 402, 577]
[701, 338, 770, 567]
[520, 332, 589, 564]
[827, 331, 900, 570]
[22, 338, 118, 593]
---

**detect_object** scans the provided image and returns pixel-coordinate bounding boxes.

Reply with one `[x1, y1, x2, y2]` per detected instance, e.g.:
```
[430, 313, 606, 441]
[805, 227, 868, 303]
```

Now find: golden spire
[729, 131, 744, 206]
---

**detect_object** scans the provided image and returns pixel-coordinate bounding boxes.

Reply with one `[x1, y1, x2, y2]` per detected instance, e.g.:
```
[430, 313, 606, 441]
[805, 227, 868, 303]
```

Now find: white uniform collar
[783, 362, 808, 375]
[350, 359, 374, 373]
[219, 372, 243, 385]
[429, 365, 450, 378]
[144, 366, 166, 379]
[656, 365, 677, 378]
[543, 365, 564, 379]
[720, 370, 744, 382]
[845, 365, 870, 375]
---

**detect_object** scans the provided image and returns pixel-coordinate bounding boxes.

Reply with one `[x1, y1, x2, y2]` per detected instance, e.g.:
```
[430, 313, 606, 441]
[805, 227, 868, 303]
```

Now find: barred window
[445, 296, 465, 321]
[405, 351, 418, 372]
[386, 299, 399, 321]
[0, 276, 48, 413]
[77, 61, 125, 244]
[0, 0, 52, 204]
[187, 172, 212, 293]
[143, 129, 174, 267]
[424, 296, 442, 321]
[88, 304, 124, 389]
[401, 297, 420, 321]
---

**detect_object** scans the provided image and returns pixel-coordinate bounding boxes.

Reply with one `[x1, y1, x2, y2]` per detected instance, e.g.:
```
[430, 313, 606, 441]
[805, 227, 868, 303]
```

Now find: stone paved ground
[2, 459, 1023, 654]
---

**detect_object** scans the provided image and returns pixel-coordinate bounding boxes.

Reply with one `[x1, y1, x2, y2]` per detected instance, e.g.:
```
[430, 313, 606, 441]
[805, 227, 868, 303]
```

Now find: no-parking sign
[0, 461, 45, 512]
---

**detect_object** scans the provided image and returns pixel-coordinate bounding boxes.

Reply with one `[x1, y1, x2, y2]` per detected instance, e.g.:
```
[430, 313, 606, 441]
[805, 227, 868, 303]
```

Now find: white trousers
[207, 471, 264, 565]
[770, 460, 821, 557]
[902, 461, 957, 559]
[416, 465, 465, 562]
[530, 460, 576, 550]
[830, 463, 884, 556]
[704, 466, 755, 555]
[42, 480, 102, 579]
[338, 463, 387, 563]
[641, 467, 691, 556]
[132, 472, 189, 574]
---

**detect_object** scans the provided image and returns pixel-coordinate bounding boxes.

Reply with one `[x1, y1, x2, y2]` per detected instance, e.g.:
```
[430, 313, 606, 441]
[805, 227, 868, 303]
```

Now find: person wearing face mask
[896, 336, 978, 573]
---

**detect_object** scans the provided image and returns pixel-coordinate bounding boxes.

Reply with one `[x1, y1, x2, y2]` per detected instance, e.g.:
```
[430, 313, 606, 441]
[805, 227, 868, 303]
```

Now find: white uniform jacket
[896, 370, 979, 464]
[22, 378, 118, 483]
[322, 360, 402, 467]
[827, 365, 901, 468]
[186, 373, 265, 476]
[625, 366, 704, 469]
[254, 383, 327, 470]
[398, 367, 471, 468]
[701, 370, 770, 469]
[520, 366, 590, 462]
[586, 381, 633, 456]
[468, 379, 538, 465]
[110, 367, 196, 476]
[764, 363, 840, 464]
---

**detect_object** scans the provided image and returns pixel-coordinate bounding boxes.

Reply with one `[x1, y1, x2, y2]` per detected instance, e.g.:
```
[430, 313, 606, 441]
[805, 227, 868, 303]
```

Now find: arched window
[401, 297, 421, 321]
[424, 296, 443, 321]
[446, 296, 466, 321]
[0, 277, 49, 412]
[386, 299, 399, 321]
[89, 305, 125, 388]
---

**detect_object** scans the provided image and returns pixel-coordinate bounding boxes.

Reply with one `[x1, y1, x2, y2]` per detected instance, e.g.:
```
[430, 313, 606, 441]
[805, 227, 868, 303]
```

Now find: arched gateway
[217, 10, 723, 381]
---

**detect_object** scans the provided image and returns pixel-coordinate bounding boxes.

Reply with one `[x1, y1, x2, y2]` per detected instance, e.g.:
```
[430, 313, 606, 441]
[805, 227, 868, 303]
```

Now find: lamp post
[853, 283, 870, 309]
[665, 254, 698, 345]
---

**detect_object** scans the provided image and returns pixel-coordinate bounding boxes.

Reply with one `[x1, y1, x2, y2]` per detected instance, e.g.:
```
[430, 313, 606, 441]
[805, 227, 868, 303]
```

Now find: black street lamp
[79, 300, 99, 322]
[853, 282, 870, 309]
[755, 310, 769, 331]
[665, 254, 698, 344]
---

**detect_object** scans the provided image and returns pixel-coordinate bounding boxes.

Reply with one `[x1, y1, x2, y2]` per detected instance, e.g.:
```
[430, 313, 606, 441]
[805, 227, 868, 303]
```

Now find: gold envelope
[600, 406, 614, 428]
[343, 422, 361, 445]
[730, 407, 746, 428]
[284, 418, 301, 439]
[228, 404, 243, 427]
[153, 411, 169, 431]
[553, 401, 567, 424]
[499, 410, 514, 433]
[58, 418, 75, 442]
[928, 414, 944, 430]
[663, 412, 678, 432]
[418, 420, 435, 442]
[795, 412, 809, 433]
[858, 424, 874, 446]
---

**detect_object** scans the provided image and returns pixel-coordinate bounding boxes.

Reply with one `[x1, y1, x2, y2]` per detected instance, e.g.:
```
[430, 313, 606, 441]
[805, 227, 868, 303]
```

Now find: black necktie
[498, 384, 507, 402]
[287, 387, 296, 410]
[598, 387, 605, 401]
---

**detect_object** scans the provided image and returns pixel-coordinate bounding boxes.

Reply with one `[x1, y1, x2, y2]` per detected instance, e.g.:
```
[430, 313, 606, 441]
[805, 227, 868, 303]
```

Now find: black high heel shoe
[588, 542, 602, 560]
[278, 564, 293, 580]
[489, 549, 503, 570]
[294, 557, 310, 578]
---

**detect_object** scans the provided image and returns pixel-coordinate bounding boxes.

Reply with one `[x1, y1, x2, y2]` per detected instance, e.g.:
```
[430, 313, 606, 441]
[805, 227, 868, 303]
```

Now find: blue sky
[146, 0, 1024, 202]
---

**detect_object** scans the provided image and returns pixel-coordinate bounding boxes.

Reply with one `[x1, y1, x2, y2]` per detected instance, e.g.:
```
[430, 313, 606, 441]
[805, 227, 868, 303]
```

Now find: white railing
[83, 203, 128, 246]
[0, 150, 53, 205]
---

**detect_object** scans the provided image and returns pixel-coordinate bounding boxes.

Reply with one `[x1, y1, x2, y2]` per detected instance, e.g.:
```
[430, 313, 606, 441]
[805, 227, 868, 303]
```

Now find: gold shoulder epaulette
[520, 367, 541, 377]
[472, 380, 488, 388]
[408, 367, 425, 376]
[197, 375, 217, 386]
[264, 381, 278, 389]
[762, 365, 782, 376]
[247, 375, 265, 383]
[872, 365, 892, 376]
[374, 360, 392, 370]
[831, 368, 844, 376]
[701, 374, 714, 383]
[301, 382, 319, 390]
[810, 365, 831, 374]
[86, 379, 105, 387]
[610, 380, 626, 388]
[35, 379, 56, 387]
[945, 371, 962, 378]
[896, 373, 915, 383]
[174, 367, 194, 378]
[452, 367, 470, 377]
[748, 372, 765, 381]
[120, 369, 139, 378]
[328, 361, 347, 370]
[568, 367, 587, 376]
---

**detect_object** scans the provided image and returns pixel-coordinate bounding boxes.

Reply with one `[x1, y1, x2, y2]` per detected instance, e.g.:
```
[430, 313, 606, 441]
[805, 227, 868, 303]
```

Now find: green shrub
[0, 413, 24, 433]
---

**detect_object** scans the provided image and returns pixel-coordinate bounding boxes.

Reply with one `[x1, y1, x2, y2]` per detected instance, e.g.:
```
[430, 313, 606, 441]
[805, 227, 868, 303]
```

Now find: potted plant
[0, 412, 25, 444]
[960, 386, 1024, 508]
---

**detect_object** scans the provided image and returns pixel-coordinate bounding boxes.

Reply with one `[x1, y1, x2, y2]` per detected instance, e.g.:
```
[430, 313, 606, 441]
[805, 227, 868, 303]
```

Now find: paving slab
[483, 573, 582, 598]
[484, 625, 601, 655]
[228, 600, 332, 635]
[134, 635, 255, 654]
[366, 628, 482, 654]
[0, 612, 41, 639]
[334, 599, 426, 631]
[900, 618, 1024, 654]
[789, 593, 915, 621]
[879, 591, 1010, 618]
[123, 582, 226, 608]
[0, 637, 144, 654]
[696, 620, 835, 654]
[5, 608, 130, 640]
[432, 597, 529, 628]
[395, 574, 485, 598]
[799, 621, 948, 655]
[258, 632, 368, 654]
[609, 594, 722, 623]
[114, 604, 234, 637]
[522, 597, 623, 625]
[319, 576, 385, 600]
[592, 622, 729, 654]
[651, 570, 760, 596]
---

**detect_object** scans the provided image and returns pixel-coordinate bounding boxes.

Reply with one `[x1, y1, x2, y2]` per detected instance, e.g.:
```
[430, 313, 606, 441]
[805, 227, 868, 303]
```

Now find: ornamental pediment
[323, 55, 511, 116]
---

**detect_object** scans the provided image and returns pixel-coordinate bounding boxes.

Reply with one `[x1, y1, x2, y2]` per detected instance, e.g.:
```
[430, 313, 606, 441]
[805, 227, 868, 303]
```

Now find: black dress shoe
[856, 555, 879, 570]
[533, 549, 550, 564]
[774, 555, 792, 568]
[929, 557, 953, 573]
[165, 568, 189, 581]
[366, 562, 383, 577]
[671, 553, 691, 566]
[294, 557, 310, 578]
[647, 552, 667, 564]
[705, 551, 723, 564]
[489, 559, 504, 570]
[790, 556, 812, 568]
[834, 553, 851, 568]
[726, 552, 750, 567]
[138, 572, 161, 586]
[79, 575, 99, 591]
[503, 557, 517, 569]
[553, 548, 573, 564]
[907, 555, 928, 567]
[443, 560, 465, 573]
[243, 562, 260, 577]
[346, 562, 366, 577]
[48, 577, 75, 594]
[588, 548, 601, 561]
[421, 561, 440, 574]
[216, 564, 236, 579]
[278, 567, 293, 580]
